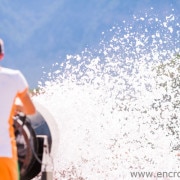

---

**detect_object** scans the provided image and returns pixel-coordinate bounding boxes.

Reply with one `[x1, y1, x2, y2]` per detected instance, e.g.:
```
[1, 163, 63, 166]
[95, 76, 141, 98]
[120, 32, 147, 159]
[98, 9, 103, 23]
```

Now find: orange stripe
[8, 101, 18, 160]
[0, 157, 19, 180]
[4, 98, 20, 179]
[17, 88, 28, 99]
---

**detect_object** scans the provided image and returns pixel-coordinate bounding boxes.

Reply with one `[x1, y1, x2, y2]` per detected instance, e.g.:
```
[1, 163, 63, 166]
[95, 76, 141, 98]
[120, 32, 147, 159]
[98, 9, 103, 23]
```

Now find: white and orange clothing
[0, 67, 28, 180]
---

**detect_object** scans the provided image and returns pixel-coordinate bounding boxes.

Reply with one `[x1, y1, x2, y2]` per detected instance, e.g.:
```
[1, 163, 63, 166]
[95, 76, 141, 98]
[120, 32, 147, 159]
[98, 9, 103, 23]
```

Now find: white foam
[33, 12, 180, 180]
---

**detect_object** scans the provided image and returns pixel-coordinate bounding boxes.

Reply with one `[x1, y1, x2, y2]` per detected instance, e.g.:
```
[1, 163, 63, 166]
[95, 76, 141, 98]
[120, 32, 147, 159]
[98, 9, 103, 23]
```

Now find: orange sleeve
[16, 88, 36, 115]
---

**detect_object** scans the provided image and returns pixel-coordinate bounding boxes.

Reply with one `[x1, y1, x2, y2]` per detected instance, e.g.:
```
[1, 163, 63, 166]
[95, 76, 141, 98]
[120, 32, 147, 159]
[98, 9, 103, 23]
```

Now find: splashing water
[34, 11, 179, 179]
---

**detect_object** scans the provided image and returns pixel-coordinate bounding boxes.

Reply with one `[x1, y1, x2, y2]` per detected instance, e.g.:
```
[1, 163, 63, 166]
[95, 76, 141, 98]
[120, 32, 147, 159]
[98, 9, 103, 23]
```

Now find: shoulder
[1, 67, 23, 77]
[1, 67, 19, 73]
[0, 68, 26, 84]
[0, 67, 28, 91]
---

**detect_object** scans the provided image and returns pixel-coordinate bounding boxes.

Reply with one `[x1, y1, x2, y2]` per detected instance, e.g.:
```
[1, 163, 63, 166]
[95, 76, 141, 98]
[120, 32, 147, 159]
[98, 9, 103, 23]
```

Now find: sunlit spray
[34, 9, 179, 180]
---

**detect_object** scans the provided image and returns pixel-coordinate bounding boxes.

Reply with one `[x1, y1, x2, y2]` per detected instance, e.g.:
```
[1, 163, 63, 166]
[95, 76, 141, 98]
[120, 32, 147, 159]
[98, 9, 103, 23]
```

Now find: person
[0, 39, 36, 180]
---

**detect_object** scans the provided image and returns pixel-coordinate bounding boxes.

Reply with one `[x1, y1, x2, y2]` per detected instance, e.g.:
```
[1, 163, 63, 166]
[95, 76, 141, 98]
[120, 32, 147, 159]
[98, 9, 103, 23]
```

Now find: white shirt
[0, 67, 28, 157]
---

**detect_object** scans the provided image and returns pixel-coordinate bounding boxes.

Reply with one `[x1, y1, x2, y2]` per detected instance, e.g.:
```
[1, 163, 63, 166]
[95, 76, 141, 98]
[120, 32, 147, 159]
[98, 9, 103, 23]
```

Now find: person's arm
[17, 89, 36, 115]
